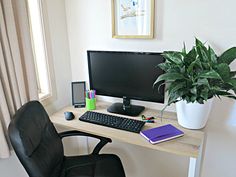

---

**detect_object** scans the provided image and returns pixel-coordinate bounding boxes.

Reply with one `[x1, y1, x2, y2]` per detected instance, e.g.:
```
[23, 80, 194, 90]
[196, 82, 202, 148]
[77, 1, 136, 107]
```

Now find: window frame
[27, 0, 56, 105]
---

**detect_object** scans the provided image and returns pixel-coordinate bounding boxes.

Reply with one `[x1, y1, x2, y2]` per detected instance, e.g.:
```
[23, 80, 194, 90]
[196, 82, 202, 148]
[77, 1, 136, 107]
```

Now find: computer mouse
[64, 111, 75, 120]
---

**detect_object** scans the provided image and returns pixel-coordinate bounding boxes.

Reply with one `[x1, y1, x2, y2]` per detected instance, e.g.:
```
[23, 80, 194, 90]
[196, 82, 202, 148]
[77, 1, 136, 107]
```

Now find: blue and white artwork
[115, 0, 152, 36]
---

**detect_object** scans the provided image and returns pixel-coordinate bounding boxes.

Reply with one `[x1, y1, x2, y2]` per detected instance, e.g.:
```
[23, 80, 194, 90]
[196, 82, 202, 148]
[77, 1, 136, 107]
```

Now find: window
[27, 0, 53, 101]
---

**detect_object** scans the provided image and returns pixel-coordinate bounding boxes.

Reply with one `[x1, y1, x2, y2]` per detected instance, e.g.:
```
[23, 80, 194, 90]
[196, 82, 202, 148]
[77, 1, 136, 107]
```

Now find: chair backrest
[8, 101, 64, 177]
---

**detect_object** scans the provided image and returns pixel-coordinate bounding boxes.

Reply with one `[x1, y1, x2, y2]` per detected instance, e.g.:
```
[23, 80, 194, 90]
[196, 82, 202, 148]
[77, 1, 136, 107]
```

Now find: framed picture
[112, 0, 154, 39]
[71, 81, 86, 108]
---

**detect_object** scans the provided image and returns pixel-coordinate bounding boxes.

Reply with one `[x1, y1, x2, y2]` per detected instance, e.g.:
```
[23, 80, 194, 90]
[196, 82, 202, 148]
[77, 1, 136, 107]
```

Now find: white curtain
[0, 0, 39, 158]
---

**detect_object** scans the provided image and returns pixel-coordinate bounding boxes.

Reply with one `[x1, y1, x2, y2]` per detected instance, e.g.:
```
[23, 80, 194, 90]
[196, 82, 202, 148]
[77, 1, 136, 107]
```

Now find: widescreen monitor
[87, 50, 165, 116]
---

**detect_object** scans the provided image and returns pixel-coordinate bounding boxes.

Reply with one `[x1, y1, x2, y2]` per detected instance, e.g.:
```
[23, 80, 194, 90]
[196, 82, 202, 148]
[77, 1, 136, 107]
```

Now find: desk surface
[50, 101, 204, 158]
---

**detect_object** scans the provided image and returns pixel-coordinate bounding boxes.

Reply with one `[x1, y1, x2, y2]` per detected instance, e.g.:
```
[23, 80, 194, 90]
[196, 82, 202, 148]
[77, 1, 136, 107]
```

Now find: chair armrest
[59, 130, 112, 155]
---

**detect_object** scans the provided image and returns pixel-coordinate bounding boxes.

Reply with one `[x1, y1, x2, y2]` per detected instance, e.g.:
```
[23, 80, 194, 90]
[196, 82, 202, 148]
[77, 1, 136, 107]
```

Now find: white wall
[65, 0, 236, 177]
[43, 0, 72, 114]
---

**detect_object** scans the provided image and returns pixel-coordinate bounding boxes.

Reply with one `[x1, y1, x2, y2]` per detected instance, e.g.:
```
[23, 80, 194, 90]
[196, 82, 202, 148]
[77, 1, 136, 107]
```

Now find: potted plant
[154, 38, 236, 129]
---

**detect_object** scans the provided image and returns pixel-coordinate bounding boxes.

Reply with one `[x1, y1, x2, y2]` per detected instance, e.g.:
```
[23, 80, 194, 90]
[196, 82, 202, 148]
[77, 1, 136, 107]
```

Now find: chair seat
[61, 154, 125, 177]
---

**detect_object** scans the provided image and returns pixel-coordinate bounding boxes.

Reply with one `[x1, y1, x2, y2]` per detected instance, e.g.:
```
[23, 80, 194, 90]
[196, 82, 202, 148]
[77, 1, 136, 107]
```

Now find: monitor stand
[107, 97, 145, 116]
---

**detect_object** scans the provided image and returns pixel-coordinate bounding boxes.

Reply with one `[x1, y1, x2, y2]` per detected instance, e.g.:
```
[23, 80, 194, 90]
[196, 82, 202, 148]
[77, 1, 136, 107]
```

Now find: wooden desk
[50, 101, 205, 177]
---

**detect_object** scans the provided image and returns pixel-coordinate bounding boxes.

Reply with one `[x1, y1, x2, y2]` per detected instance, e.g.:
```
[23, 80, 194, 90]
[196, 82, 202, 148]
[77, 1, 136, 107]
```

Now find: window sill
[39, 92, 55, 106]
[39, 92, 51, 100]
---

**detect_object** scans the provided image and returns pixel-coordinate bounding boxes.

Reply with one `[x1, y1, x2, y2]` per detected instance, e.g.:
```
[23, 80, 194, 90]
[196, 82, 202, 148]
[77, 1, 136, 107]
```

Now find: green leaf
[201, 62, 211, 70]
[187, 58, 201, 73]
[218, 47, 236, 64]
[190, 87, 197, 94]
[210, 86, 222, 93]
[197, 98, 204, 104]
[168, 91, 184, 105]
[156, 81, 168, 93]
[193, 78, 209, 87]
[199, 47, 208, 62]
[214, 91, 236, 99]
[185, 95, 192, 103]
[200, 87, 209, 100]
[195, 38, 208, 62]
[190, 95, 197, 102]
[168, 82, 186, 95]
[168, 87, 189, 105]
[180, 66, 186, 74]
[208, 46, 217, 63]
[227, 79, 236, 88]
[221, 83, 235, 91]
[230, 71, 236, 77]
[215, 91, 231, 96]
[158, 63, 171, 72]
[153, 73, 185, 86]
[184, 48, 198, 65]
[226, 95, 236, 99]
[162, 51, 183, 64]
[195, 38, 205, 47]
[182, 42, 187, 54]
[199, 70, 222, 80]
[215, 63, 231, 81]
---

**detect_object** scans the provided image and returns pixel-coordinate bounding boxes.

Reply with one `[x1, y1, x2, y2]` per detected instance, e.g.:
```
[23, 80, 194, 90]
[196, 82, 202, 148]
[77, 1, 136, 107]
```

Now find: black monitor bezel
[87, 50, 165, 103]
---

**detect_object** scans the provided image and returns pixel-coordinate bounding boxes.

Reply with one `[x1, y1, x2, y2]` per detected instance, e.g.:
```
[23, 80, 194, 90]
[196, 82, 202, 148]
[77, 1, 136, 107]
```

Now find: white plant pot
[176, 99, 213, 129]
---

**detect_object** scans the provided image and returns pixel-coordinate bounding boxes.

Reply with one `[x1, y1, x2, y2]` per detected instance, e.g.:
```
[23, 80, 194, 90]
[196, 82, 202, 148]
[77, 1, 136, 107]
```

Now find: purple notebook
[140, 124, 184, 144]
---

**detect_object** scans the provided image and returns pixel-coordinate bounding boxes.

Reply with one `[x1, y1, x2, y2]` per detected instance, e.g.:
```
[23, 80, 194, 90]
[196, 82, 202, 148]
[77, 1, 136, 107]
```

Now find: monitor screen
[87, 50, 165, 103]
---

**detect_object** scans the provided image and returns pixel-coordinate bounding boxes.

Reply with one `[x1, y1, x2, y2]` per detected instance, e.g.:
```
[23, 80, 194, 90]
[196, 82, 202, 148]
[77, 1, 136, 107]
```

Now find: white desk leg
[188, 140, 204, 177]
[188, 157, 198, 177]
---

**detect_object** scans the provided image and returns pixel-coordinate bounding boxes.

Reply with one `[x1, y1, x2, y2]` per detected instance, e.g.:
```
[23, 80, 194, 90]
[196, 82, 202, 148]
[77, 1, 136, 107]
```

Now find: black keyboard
[79, 111, 145, 133]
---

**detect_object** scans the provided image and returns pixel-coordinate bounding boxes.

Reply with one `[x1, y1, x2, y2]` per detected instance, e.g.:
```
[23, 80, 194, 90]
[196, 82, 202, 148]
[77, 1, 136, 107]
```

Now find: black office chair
[8, 101, 126, 177]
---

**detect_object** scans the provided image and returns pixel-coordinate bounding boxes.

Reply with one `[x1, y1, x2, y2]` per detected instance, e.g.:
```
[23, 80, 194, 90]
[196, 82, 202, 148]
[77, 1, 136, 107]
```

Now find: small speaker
[71, 81, 86, 108]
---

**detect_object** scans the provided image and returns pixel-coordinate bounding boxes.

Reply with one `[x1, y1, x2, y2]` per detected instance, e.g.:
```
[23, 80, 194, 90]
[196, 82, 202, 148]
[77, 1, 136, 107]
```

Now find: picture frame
[71, 81, 86, 108]
[112, 0, 154, 39]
